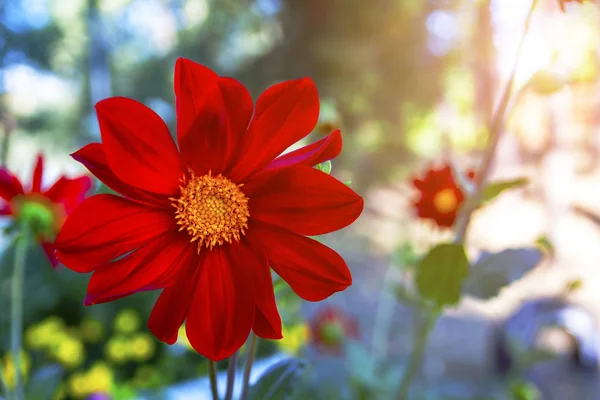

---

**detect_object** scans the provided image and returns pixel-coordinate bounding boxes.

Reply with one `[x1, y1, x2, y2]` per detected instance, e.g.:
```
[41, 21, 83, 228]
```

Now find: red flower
[411, 164, 474, 228]
[309, 306, 358, 354]
[0, 154, 92, 267]
[54, 58, 364, 361]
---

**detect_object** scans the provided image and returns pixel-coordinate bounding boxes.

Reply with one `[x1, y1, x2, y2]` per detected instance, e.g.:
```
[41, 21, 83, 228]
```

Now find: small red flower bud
[310, 306, 359, 354]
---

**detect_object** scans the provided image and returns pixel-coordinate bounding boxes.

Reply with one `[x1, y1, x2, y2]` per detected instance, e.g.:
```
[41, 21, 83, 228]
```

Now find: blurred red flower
[55, 58, 364, 361]
[309, 306, 359, 354]
[0, 154, 92, 267]
[411, 164, 474, 229]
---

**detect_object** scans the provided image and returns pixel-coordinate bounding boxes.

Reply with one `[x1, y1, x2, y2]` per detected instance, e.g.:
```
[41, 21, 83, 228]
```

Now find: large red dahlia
[54, 58, 364, 361]
[0, 154, 91, 267]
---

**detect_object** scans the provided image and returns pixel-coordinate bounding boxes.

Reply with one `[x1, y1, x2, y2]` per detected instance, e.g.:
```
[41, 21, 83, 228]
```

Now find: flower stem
[371, 265, 397, 365]
[396, 3, 540, 398]
[396, 309, 439, 400]
[454, 0, 539, 243]
[224, 351, 238, 400]
[240, 333, 258, 400]
[10, 229, 28, 400]
[0, 109, 12, 168]
[208, 360, 220, 400]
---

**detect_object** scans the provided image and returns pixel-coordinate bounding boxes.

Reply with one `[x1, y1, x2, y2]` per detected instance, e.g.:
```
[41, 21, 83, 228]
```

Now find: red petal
[248, 221, 351, 301]
[148, 265, 199, 345]
[41, 242, 59, 269]
[96, 97, 186, 196]
[0, 169, 24, 202]
[85, 233, 195, 306]
[175, 59, 253, 175]
[263, 130, 342, 172]
[186, 245, 255, 361]
[230, 240, 282, 339]
[253, 308, 282, 339]
[174, 58, 219, 145]
[31, 154, 44, 192]
[219, 76, 253, 167]
[248, 165, 363, 236]
[44, 175, 92, 214]
[230, 78, 320, 182]
[55, 194, 175, 273]
[71, 143, 169, 207]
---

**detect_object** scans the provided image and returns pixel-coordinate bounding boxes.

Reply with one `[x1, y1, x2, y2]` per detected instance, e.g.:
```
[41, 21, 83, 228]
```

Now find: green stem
[208, 360, 220, 400]
[0, 128, 10, 168]
[224, 351, 238, 400]
[396, 309, 439, 400]
[371, 265, 397, 366]
[10, 229, 28, 400]
[454, 0, 539, 243]
[240, 333, 258, 400]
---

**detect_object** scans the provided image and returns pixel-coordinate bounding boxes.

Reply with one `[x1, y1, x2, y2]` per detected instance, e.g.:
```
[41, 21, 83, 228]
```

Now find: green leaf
[247, 358, 306, 400]
[111, 383, 138, 400]
[272, 276, 287, 295]
[344, 179, 352, 186]
[481, 178, 529, 204]
[315, 160, 332, 174]
[534, 234, 553, 253]
[24, 365, 63, 400]
[392, 242, 420, 269]
[463, 248, 544, 300]
[510, 379, 542, 400]
[345, 341, 377, 387]
[391, 283, 427, 309]
[527, 70, 564, 95]
[564, 278, 583, 294]
[415, 243, 469, 308]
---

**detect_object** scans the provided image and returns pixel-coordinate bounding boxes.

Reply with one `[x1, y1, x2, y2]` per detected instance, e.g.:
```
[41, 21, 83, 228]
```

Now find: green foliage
[247, 358, 307, 400]
[391, 284, 427, 309]
[345, 341, 403, 398]
[24, 365, 63, 400]
[315, 160, 332, 174]
[111, 382, 139, 400]
[527, 70, 564, 95]
[480, 178, 529, 205]
[463, 247, 544, 300]
[509, 380, 542, 400]
[392, 242, 420, 270]
[415, 243, 469, 308]
[534, 234, 553, 254]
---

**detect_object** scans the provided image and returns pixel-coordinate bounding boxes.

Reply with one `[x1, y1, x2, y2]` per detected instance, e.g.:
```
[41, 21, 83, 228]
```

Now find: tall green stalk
[240, 333, 259, 400]
[208, 359, 220, 400]
[10, 228, 29, 400]
[396, 309, 439, 400]
[395, 1, 539, 398]
[224, 351, 238, 400]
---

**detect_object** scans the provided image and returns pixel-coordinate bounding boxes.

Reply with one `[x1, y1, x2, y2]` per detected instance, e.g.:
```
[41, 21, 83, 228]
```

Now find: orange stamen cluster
[433, 188, 458, 214]
[171, 171, 250, 252]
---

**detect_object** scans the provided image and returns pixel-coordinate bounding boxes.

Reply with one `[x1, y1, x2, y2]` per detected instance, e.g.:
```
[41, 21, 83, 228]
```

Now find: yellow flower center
[171, 171, 250, 252]
[433, 188, 458, 214]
